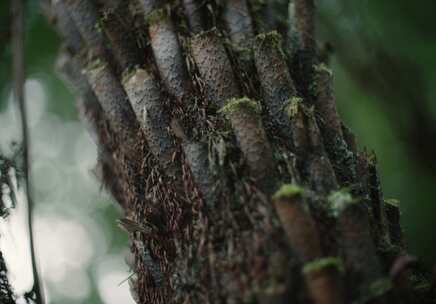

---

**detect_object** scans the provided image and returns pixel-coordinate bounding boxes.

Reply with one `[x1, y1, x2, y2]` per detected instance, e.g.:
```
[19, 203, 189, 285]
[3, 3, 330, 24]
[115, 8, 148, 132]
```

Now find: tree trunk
[48, 0, 433, 303]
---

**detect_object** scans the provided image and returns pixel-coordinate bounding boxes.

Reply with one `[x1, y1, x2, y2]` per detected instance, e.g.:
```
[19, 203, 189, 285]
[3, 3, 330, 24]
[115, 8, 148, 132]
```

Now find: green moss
[384, 198, 400, 207]
[95, 20, 104, 33]
[410, 275, 431, 291]
[313, 63, 333, 77]
[303, 257, 344, 274]
[284, 97, 303, 118]
[144, 8, 167, 25]
[367, 151, 378, 165]
[256, 30, 281, 45]
[327, 189, 357, 217]
[414, 281, 432, 292]
[255, 31, 285, 57]
[310, 63, 334, 96]
[219, 97, 262, 116]
[272, 184, 303, 201]
[369, 278, 393, 298]
[85, 58, 107, 73]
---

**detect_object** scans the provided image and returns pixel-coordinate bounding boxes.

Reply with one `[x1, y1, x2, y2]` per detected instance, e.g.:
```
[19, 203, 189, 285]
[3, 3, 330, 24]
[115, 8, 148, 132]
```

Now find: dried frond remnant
[85, 59, 140, 152]
[272, 184, 321, 262]
[273, 186, 345, 304]
[190, 30, 240, 108]
[283, 99, 338, 194]
[311, 64, 357, 186]
[384, 199, 403, 247]
[292, 0, 317, 94]
[221, 97, 277, 193]
[312, 64, 342, 137]
[294, 0, 316, 54]
[99, 2, 143, 71]
[182, 0, 208, 33]
[331, 190, 383, 298]
[183, 142, 216, 206]
[122, 68, 180, 178]
[65, 0, 110, 59]
[222, 0, 254, 49]
[147, 10, 191, 100]
[254, 31, 297, 143]
[303, 257, 345, 304]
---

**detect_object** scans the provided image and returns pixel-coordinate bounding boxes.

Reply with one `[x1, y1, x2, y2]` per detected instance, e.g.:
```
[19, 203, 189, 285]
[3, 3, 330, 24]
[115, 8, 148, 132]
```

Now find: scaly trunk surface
[48, 0, 434, 303]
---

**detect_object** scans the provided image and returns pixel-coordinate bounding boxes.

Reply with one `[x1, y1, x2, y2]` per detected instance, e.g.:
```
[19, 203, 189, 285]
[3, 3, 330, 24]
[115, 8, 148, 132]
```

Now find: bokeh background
[0, 0, 435, 303]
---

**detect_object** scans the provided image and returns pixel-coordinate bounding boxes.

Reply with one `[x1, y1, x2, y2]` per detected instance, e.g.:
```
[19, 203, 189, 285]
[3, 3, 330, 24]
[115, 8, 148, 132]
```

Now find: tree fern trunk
[49, 0, 433, 303]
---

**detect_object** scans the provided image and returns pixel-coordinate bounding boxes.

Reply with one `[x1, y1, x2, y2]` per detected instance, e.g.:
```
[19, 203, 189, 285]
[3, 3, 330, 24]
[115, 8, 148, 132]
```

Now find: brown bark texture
[48, 0, 434, 303]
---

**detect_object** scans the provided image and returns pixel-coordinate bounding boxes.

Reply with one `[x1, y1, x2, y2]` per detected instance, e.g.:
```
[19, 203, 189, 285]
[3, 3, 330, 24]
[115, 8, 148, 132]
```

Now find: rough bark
[49, 0, 434, 303]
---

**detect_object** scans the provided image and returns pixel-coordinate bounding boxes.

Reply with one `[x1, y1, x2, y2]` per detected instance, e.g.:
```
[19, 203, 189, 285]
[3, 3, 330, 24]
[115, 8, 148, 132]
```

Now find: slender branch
[11, 0, 45, 303]
[253, 31, 297, 146]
